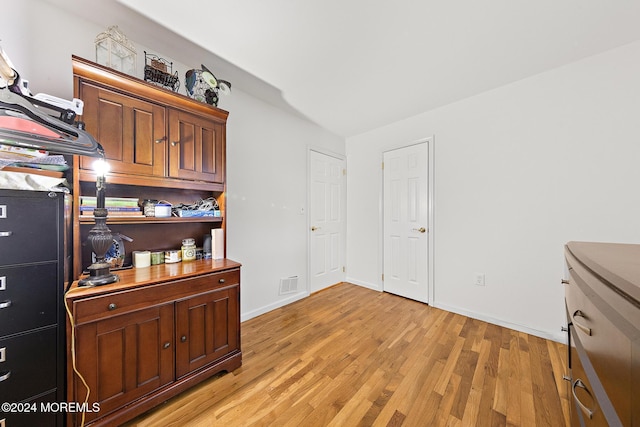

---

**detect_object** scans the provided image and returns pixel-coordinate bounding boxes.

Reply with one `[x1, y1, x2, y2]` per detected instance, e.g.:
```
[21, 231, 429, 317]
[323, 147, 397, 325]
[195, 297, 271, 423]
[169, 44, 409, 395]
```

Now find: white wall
[4, 0, 344, 321]
[346, 40, 640, 342]
[11, 0, 640, 340]
[224, 90, 344, 320]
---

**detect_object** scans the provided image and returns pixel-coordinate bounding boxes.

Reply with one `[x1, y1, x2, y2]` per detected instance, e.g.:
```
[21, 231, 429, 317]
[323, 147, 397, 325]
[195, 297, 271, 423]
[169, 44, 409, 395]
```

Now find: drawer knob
[181, 335, 187, 342]
[218, 278, 225, 284]
[0, 371, 10, 382]
[0, 301, 11, 309]
[163, 342, 171, 349]
[572, 379, 594, 420]
[108, 303, 117, 311]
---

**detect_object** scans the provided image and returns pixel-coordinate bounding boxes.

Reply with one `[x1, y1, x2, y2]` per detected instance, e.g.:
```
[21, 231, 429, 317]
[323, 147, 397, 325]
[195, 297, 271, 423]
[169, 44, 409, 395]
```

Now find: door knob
[412, 227, 426, 233]
[311, 226, 321, 231]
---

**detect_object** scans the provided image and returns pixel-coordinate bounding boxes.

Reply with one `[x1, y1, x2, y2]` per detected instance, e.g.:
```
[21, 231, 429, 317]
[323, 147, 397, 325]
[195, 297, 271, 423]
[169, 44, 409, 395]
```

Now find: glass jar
[181, 238, 196, 262]
[140, 199, 158, 217]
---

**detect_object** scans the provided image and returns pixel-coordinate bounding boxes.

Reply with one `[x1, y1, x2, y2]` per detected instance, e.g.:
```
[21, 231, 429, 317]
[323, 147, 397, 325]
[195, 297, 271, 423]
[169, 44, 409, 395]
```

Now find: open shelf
[79, 215, 223, 225]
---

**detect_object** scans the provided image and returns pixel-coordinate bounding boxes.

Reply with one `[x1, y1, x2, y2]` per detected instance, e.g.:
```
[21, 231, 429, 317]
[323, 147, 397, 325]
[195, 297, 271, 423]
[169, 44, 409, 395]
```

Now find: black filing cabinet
[0, 190, 68, 426]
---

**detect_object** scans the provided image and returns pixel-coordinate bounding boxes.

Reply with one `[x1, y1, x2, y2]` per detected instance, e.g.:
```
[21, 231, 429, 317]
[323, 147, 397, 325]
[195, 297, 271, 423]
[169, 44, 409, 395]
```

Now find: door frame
[307, 146, 347, 294]
[380, 136, 435, 304]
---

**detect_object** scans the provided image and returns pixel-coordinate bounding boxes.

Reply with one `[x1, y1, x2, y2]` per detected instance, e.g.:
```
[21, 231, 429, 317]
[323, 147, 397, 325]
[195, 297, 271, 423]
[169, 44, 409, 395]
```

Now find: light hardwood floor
[125, 283, 571, 427]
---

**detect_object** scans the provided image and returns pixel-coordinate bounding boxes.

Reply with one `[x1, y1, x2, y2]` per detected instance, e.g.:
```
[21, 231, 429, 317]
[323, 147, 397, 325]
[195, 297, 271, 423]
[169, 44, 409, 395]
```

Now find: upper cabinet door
[78, 81, 166, 177]
[168, 108, 225, 184]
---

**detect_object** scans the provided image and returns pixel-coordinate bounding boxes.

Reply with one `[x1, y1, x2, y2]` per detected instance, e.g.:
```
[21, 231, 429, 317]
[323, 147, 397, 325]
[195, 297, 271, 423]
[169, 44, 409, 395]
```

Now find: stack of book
[80, 196, 143, 217]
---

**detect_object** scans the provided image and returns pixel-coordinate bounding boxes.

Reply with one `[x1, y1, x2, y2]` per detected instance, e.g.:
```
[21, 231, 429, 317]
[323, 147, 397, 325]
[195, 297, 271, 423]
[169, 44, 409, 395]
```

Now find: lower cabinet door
[175, 285, 239, 378]
[74, 304, 174, 424]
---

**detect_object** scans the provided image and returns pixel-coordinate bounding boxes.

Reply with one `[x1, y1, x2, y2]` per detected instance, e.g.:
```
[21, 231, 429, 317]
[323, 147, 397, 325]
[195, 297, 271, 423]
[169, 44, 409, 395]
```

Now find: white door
[309, 150, 346, 293]
[383, 143, 429, 303]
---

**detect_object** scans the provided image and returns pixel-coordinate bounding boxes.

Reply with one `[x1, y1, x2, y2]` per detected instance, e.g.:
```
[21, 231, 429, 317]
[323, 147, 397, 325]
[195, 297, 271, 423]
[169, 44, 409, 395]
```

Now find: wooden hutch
[65, 56, 241, 426]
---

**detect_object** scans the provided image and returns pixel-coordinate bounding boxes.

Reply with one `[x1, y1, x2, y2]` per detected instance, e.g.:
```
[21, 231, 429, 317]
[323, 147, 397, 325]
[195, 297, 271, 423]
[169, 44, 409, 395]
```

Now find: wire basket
[143, 51, 179, 92]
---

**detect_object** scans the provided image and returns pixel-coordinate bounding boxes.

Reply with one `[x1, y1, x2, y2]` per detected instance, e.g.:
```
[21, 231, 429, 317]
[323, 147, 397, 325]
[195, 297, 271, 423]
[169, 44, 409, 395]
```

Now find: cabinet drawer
[0, 264, 58, 336]
[0, 327, 58, 403]
[73, 269, 240, 325]
[0, 194, 60, 266]
[569, 326, 609, 426]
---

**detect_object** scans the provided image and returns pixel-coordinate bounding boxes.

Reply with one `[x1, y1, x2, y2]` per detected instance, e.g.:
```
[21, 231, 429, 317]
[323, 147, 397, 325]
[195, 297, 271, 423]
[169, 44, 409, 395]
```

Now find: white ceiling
[46, 0, 640, 138]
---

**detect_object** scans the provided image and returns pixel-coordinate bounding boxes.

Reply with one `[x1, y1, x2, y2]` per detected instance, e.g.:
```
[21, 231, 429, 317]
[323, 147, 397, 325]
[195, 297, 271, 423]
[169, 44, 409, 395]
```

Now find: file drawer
[0, 193, 60, 266]
[0, 264, 58, 337]
[0, 327, 58, 403]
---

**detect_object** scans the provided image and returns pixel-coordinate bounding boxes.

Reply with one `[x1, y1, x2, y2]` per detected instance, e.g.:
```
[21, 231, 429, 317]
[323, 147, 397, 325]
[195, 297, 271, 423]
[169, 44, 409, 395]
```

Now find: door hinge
[342, 266, 345, 273]
[343, 168, 347, 176]
[381, 162, 384, 170]
[381, 273, 384, 281]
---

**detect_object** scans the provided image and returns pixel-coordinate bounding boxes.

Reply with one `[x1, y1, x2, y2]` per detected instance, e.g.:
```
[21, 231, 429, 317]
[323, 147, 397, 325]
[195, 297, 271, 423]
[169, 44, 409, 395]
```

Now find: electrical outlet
[474, 273, 485, 286]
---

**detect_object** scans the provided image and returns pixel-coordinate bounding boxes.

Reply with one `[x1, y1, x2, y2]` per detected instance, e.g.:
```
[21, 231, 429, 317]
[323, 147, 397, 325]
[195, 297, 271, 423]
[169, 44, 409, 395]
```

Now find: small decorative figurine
[185, 64, 231, 106]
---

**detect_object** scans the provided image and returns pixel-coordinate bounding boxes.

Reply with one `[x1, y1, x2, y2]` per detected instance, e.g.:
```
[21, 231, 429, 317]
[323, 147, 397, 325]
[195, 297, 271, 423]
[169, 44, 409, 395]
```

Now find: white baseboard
[345, 277, 382, 292]
[240, 291, 309, 323]
[433, 301, 567, 343]
[346, 281, 566, 343]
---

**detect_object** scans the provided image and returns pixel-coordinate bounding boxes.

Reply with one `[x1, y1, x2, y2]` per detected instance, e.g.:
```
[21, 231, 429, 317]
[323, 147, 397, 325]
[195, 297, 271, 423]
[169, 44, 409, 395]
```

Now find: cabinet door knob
[0, 231, 12, 237]
[163, 342, 171, 349]
[171, 140, 180, 147]
[561, 279, 570, 285]
[155, 136, 167, 144]
[181, 335, 187, 342]
[0, 301, 11, 309]
[218, 278, 225, 284]
[108, 303, 117, 311]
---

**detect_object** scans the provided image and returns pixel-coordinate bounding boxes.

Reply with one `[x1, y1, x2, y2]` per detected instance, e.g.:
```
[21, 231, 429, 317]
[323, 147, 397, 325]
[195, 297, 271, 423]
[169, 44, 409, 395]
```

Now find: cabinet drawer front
[569, 327, 611, 426]
[204, 269, 240, 288]
[0, 194, 59, 266]
[0, 264, 58, 336]
[73, 269, 240, 325]
[0, 327, 58, 403]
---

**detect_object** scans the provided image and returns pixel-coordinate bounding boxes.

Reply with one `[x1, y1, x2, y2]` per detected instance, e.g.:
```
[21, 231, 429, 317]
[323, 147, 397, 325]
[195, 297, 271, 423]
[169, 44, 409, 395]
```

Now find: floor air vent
[279, 276, 299, 295]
